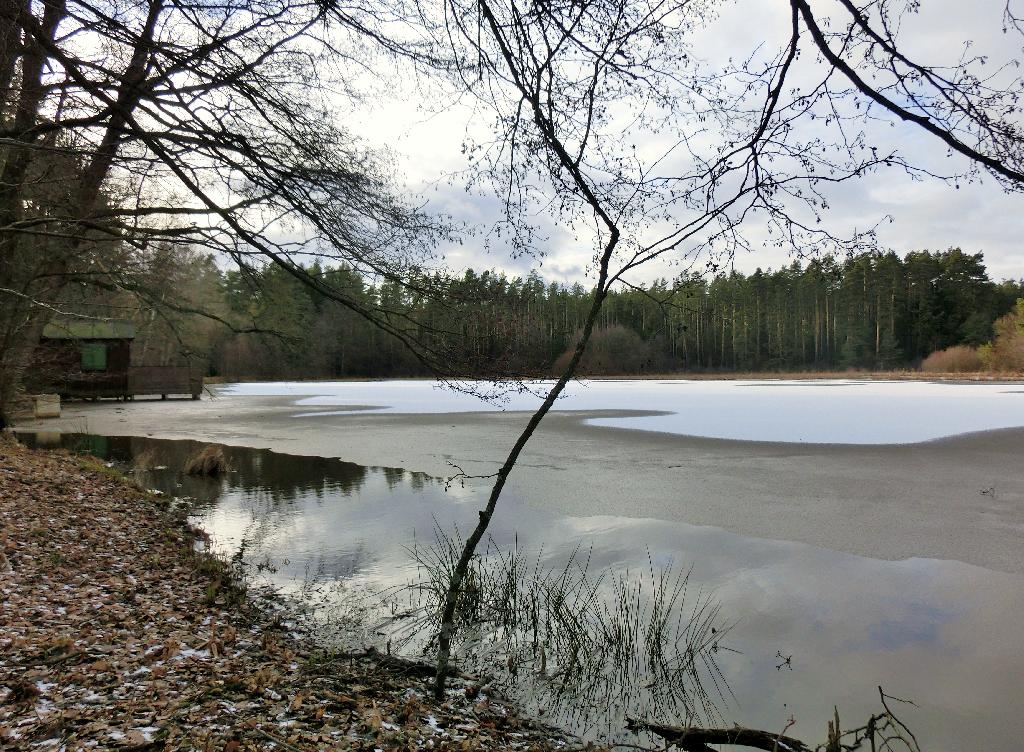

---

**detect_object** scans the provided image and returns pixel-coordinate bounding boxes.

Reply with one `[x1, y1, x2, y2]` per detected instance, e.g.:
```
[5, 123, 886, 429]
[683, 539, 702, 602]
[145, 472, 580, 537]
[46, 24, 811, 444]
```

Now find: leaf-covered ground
[0, 436, 590, 751]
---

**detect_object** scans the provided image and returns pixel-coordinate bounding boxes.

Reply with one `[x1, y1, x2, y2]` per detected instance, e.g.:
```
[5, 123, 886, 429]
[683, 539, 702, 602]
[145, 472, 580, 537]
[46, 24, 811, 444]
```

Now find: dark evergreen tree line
[207, 249, 1022, 378]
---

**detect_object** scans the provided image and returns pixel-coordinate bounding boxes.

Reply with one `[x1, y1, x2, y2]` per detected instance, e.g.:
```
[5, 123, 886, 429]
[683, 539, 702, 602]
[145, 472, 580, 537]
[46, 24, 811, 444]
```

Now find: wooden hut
[29, 320, 202, 400]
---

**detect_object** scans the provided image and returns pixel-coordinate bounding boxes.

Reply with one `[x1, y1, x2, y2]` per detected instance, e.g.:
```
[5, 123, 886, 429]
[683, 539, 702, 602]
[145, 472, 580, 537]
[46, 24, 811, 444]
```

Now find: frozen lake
[220, 378, 1024, 444]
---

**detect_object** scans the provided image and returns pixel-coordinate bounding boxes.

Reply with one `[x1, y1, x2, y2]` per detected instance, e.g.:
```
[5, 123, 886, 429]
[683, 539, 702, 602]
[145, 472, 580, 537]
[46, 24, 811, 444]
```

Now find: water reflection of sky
[21, 433, 1024, 752]
[191, 443, 1024, 751]
[864, 602, 951, 652]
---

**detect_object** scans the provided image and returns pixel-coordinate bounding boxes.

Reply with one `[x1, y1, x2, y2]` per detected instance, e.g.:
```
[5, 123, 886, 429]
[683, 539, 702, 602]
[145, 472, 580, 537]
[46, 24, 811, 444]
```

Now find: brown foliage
[920, 345, 984, 373]
[981, 300, 1024, 372]
[921, 301, 1024, 374]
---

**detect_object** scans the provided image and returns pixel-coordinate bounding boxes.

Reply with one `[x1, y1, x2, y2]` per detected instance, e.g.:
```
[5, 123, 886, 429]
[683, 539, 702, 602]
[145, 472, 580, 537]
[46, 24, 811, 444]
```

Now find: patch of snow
[220, 379, 1024, 444]
[174, 647, 211, 661]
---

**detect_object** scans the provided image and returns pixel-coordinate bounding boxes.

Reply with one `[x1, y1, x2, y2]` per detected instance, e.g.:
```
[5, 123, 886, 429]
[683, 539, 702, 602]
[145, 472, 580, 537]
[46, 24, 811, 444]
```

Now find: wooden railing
[128, 365, 203, 398]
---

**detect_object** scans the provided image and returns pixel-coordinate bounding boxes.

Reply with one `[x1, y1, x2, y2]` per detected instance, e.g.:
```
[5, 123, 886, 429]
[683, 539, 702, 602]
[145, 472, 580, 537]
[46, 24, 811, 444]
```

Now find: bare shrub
[920, 345, 984, 373]
[184, 445, 228, 476]
[981, 300, 1024, 372]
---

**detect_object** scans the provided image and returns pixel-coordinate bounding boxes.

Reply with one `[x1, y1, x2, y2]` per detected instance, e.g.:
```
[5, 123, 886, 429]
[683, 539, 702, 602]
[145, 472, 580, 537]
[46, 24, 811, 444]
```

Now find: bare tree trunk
[0, 0, 24, 111]
[430, 0, 634, 697]
[0, 0, 68, 424]
[0, 0, 66, 240]
[0, 0, 165, 424]
[432, 244, 614, 698]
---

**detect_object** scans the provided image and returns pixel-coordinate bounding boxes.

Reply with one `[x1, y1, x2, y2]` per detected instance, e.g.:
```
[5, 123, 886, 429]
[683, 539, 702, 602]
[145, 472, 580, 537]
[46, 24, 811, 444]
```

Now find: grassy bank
[0, 435, 582, 751]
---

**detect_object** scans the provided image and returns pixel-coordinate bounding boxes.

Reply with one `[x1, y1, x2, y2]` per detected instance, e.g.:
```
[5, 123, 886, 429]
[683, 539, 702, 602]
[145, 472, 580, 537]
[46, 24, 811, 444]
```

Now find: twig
[444, 460, 499, 491]
[248, 725, 306, 752]
[0, 287, 110, 320]
[878, 686, 922, 752]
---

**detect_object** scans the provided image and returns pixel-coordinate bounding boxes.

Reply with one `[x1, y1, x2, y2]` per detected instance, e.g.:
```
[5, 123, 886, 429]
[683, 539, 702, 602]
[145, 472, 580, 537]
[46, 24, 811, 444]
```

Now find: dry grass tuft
[183, 445, 228, 476]
[133, 447, 157, 471]
[921, 345, 984, 373]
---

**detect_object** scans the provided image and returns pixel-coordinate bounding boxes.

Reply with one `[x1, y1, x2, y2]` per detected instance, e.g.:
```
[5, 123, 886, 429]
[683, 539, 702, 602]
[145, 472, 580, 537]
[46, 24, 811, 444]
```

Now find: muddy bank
[19, 394, 1024, 575]
[0, 435, 585, 751]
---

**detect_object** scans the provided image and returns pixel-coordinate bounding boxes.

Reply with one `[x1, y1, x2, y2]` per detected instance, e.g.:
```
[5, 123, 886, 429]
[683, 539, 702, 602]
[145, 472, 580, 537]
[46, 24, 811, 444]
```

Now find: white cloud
[349, 0, 1024, 284]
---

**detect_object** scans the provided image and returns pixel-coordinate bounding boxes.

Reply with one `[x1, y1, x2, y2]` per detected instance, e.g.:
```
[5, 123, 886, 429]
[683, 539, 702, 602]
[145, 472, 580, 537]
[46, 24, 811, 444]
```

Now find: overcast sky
[346, 0, 1024, 285]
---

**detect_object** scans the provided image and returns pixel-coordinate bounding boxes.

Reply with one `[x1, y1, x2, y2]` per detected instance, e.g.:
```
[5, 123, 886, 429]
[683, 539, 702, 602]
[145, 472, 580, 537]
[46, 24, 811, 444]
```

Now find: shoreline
[202, 371, 1024, 385]
[0, 436, 584, 751]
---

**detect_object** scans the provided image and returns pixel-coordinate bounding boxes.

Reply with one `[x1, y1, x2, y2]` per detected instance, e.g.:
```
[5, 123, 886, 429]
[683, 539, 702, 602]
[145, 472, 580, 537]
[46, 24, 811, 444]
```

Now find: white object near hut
[33, 393, 61, 419]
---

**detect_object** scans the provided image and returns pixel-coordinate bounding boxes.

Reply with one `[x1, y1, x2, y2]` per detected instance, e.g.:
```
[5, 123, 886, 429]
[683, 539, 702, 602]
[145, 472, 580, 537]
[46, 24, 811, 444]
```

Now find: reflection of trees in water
[197, 441, 372, 503]
[382, 466, 405, 490]
[32, 433, 436, 510]
[20, 431, 435, 590]
[308, 544, 372, 580]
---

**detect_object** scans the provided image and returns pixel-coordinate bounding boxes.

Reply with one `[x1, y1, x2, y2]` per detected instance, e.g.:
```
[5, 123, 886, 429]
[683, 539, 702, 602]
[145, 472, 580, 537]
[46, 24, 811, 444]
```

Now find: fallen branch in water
[627, 687, 922, 752]
[625, 719, 811, 752]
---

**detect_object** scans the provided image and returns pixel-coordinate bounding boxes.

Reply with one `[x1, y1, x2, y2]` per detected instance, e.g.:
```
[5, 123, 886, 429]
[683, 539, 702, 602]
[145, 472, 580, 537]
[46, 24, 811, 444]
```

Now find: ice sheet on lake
[218, 379, 1024, 444]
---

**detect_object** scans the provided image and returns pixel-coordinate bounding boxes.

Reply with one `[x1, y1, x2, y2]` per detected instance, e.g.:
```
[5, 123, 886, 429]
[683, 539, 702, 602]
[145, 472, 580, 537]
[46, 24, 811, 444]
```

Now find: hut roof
[42, 320, 136, 340]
